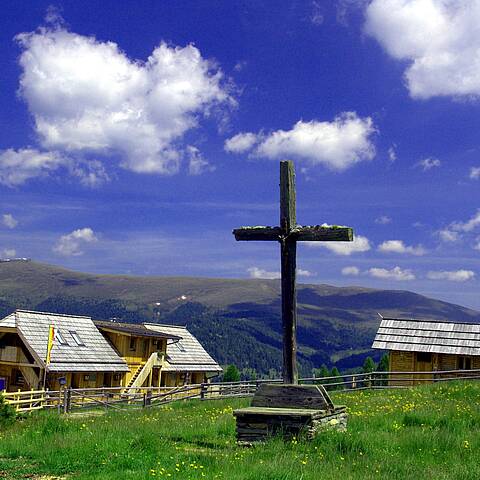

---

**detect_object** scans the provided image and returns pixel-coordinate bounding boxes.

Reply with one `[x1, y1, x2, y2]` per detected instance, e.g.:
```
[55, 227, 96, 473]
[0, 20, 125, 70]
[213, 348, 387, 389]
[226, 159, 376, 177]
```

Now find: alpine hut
[372, 315, 480, 385]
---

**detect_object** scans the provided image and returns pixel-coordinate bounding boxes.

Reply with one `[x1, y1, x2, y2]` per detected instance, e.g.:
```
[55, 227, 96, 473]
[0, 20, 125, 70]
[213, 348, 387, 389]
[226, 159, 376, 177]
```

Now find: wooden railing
[2, 389, 47, 413]
[3, 368, 480, 414]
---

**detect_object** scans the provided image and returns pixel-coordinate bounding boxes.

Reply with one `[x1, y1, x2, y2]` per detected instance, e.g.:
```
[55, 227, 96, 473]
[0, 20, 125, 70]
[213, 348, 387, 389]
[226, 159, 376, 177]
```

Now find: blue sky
[1, 1, 480, 309]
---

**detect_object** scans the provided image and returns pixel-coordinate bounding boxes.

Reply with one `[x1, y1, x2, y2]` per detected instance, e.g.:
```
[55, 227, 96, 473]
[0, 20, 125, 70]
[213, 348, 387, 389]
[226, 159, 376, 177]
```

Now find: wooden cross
[233, 161, 353, 384]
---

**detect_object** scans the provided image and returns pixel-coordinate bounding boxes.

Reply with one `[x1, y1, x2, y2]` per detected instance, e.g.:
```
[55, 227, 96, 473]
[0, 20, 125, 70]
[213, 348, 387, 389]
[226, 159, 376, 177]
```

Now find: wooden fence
[3, 368, 480, 414]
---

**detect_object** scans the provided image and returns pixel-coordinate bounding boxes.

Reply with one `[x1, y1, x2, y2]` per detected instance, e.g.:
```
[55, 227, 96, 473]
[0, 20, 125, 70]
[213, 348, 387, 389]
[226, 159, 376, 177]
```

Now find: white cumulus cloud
[365, 0, 480, 99]
[341, 266, 360, 276]
[368, 266, 415, 281]
[187, 146, 214, 175]
[388, 146, 397, 162]
[416, 157, 441, 171]
[2, 214, 18, 229]
[53, 227, 98, 256]
[470, 167, 480, 179]
[70, 160, 110, 187]
[438, 209, 480, 244]
[307, 235, 371, 255]
[247, 266, 280, 280]
[298, 268, 315, 277]
[427, 270, 475, 282]
[224, 132, 259, 153]
[378, 239, 426, 256]
[1, 249, 16, 258]
[15, 26, 233, 178]
[438, 228, 459, 242]
[0, 148, 66, 186]
[453, 210, 480, 232]
[225, 112, 376, 170]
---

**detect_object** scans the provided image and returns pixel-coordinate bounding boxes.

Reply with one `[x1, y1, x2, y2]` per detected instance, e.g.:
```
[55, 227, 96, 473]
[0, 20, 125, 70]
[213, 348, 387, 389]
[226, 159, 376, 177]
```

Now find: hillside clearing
[1, 382, 479, 479]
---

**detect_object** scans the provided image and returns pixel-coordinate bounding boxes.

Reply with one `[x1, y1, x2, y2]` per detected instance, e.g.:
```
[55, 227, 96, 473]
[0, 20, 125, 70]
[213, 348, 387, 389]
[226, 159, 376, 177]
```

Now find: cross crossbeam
[233, 161, 354, 384]
[233, 225, 353, 242]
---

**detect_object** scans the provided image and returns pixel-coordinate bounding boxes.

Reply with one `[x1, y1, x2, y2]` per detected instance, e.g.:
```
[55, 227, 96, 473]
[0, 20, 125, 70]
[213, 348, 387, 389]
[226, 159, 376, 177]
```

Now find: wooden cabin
[94, 321, 180, 390]
[372, 316, 480, 385]
[0, 310, 129, 391]
[0, 310, 222, 393]
[144, 323, 223, 386]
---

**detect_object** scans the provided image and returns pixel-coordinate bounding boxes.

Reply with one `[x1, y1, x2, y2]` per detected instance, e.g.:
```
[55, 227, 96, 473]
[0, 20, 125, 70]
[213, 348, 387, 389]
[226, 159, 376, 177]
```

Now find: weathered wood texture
[233, 406, 347, 444]
[281, 238, 297, 385]
[293, 225, 353, 241]
[280, 161, 296, 231]
[279, 161, 297, 385]
[233, 383, 346, 444]
[233, 226, 282, 241]
[251, 383, 334, 410]
[233, 225, 353, 242]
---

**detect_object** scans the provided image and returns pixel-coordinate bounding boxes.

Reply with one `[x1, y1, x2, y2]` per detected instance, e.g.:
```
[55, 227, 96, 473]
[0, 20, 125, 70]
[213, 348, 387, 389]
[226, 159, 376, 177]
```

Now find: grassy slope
[0, 261, 281, 307]
[2, 261, 480, 373]
[1, 382, 479, 479]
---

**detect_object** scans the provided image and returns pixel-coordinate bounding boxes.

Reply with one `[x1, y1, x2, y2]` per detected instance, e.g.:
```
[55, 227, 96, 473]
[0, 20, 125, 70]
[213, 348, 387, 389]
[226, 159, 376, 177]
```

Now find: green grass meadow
[1, 382, 480, 479]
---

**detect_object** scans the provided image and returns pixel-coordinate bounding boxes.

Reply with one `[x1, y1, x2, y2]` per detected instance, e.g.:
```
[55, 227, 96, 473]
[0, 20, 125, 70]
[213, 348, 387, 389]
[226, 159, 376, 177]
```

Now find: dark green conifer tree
[222, 364, 241, 382]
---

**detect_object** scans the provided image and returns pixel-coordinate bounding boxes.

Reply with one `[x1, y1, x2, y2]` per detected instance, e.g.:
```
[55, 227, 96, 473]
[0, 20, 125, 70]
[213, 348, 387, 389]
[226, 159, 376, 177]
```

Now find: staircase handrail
[124, 352, 161, 392]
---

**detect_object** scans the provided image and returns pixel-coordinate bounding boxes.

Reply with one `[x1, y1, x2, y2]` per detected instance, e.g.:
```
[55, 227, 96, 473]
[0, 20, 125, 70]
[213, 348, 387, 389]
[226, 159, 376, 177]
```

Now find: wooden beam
[280, 161, 296, 231]
[280, 161, 298, 385]
[292, 225, 353, 242]
[233, 226, 282, 241]
[281, 238, 297, 384]
[0, 360, 41, 368]
[0, 327, 16, 334]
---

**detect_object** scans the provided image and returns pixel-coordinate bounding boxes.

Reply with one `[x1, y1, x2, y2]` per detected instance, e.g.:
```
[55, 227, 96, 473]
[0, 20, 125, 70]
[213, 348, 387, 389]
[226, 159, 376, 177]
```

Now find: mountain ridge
[1, 260, 479, 376]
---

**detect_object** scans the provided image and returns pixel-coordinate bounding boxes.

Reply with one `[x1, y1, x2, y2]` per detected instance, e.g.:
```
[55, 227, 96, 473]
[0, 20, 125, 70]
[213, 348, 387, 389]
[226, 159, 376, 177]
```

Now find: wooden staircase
[18, 349, 41, 389]
[19, 365, 41, 390]
[126, 362, 147, 389]
[122, 352, 163, 393]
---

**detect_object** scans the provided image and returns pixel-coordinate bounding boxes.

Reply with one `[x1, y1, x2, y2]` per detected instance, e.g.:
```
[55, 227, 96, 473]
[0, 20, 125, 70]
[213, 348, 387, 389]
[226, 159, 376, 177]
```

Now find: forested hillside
[1, 261, 479, 376]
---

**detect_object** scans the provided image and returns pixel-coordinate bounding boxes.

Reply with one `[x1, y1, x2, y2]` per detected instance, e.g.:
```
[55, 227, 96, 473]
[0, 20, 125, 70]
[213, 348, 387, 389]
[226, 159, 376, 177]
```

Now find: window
[54, 330, 68, 346]
[129, 337, 136, 351]
[458, 356, 472, 370]
[417, 352, 432, 363]
[69, 331, 85, 346]
[174, 341, 186, 352]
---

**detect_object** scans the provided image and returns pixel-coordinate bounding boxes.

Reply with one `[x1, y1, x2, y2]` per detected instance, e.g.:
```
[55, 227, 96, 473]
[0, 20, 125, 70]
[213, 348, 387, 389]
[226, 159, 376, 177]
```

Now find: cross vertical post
[280, 161, 298, 384]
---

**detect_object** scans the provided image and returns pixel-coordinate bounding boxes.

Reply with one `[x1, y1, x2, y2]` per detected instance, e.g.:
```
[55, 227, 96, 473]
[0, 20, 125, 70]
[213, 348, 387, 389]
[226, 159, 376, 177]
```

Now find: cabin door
[415, 352, 433, 384]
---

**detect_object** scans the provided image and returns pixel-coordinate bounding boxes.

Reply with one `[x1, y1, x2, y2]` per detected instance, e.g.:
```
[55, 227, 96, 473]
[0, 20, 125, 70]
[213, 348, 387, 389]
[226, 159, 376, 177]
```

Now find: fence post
[143, 390, 152, 408]
[200, 383, 207, 400]
[63, 387, 71, 414]
[57, 388, 62, 414]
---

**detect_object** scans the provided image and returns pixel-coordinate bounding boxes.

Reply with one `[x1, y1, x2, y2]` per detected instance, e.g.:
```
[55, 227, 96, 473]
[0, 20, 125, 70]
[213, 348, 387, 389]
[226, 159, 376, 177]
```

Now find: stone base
[233, 406, 347, 444]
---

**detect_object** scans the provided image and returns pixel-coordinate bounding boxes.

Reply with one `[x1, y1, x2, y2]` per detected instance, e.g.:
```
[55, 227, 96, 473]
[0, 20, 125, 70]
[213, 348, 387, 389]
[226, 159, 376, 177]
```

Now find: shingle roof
[372, 316, 480, 356]
[7, 310, 129, 372]
[94, 320, 180, 340]
[0, 313, 15, 328]
[144, 323, 222, 373]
